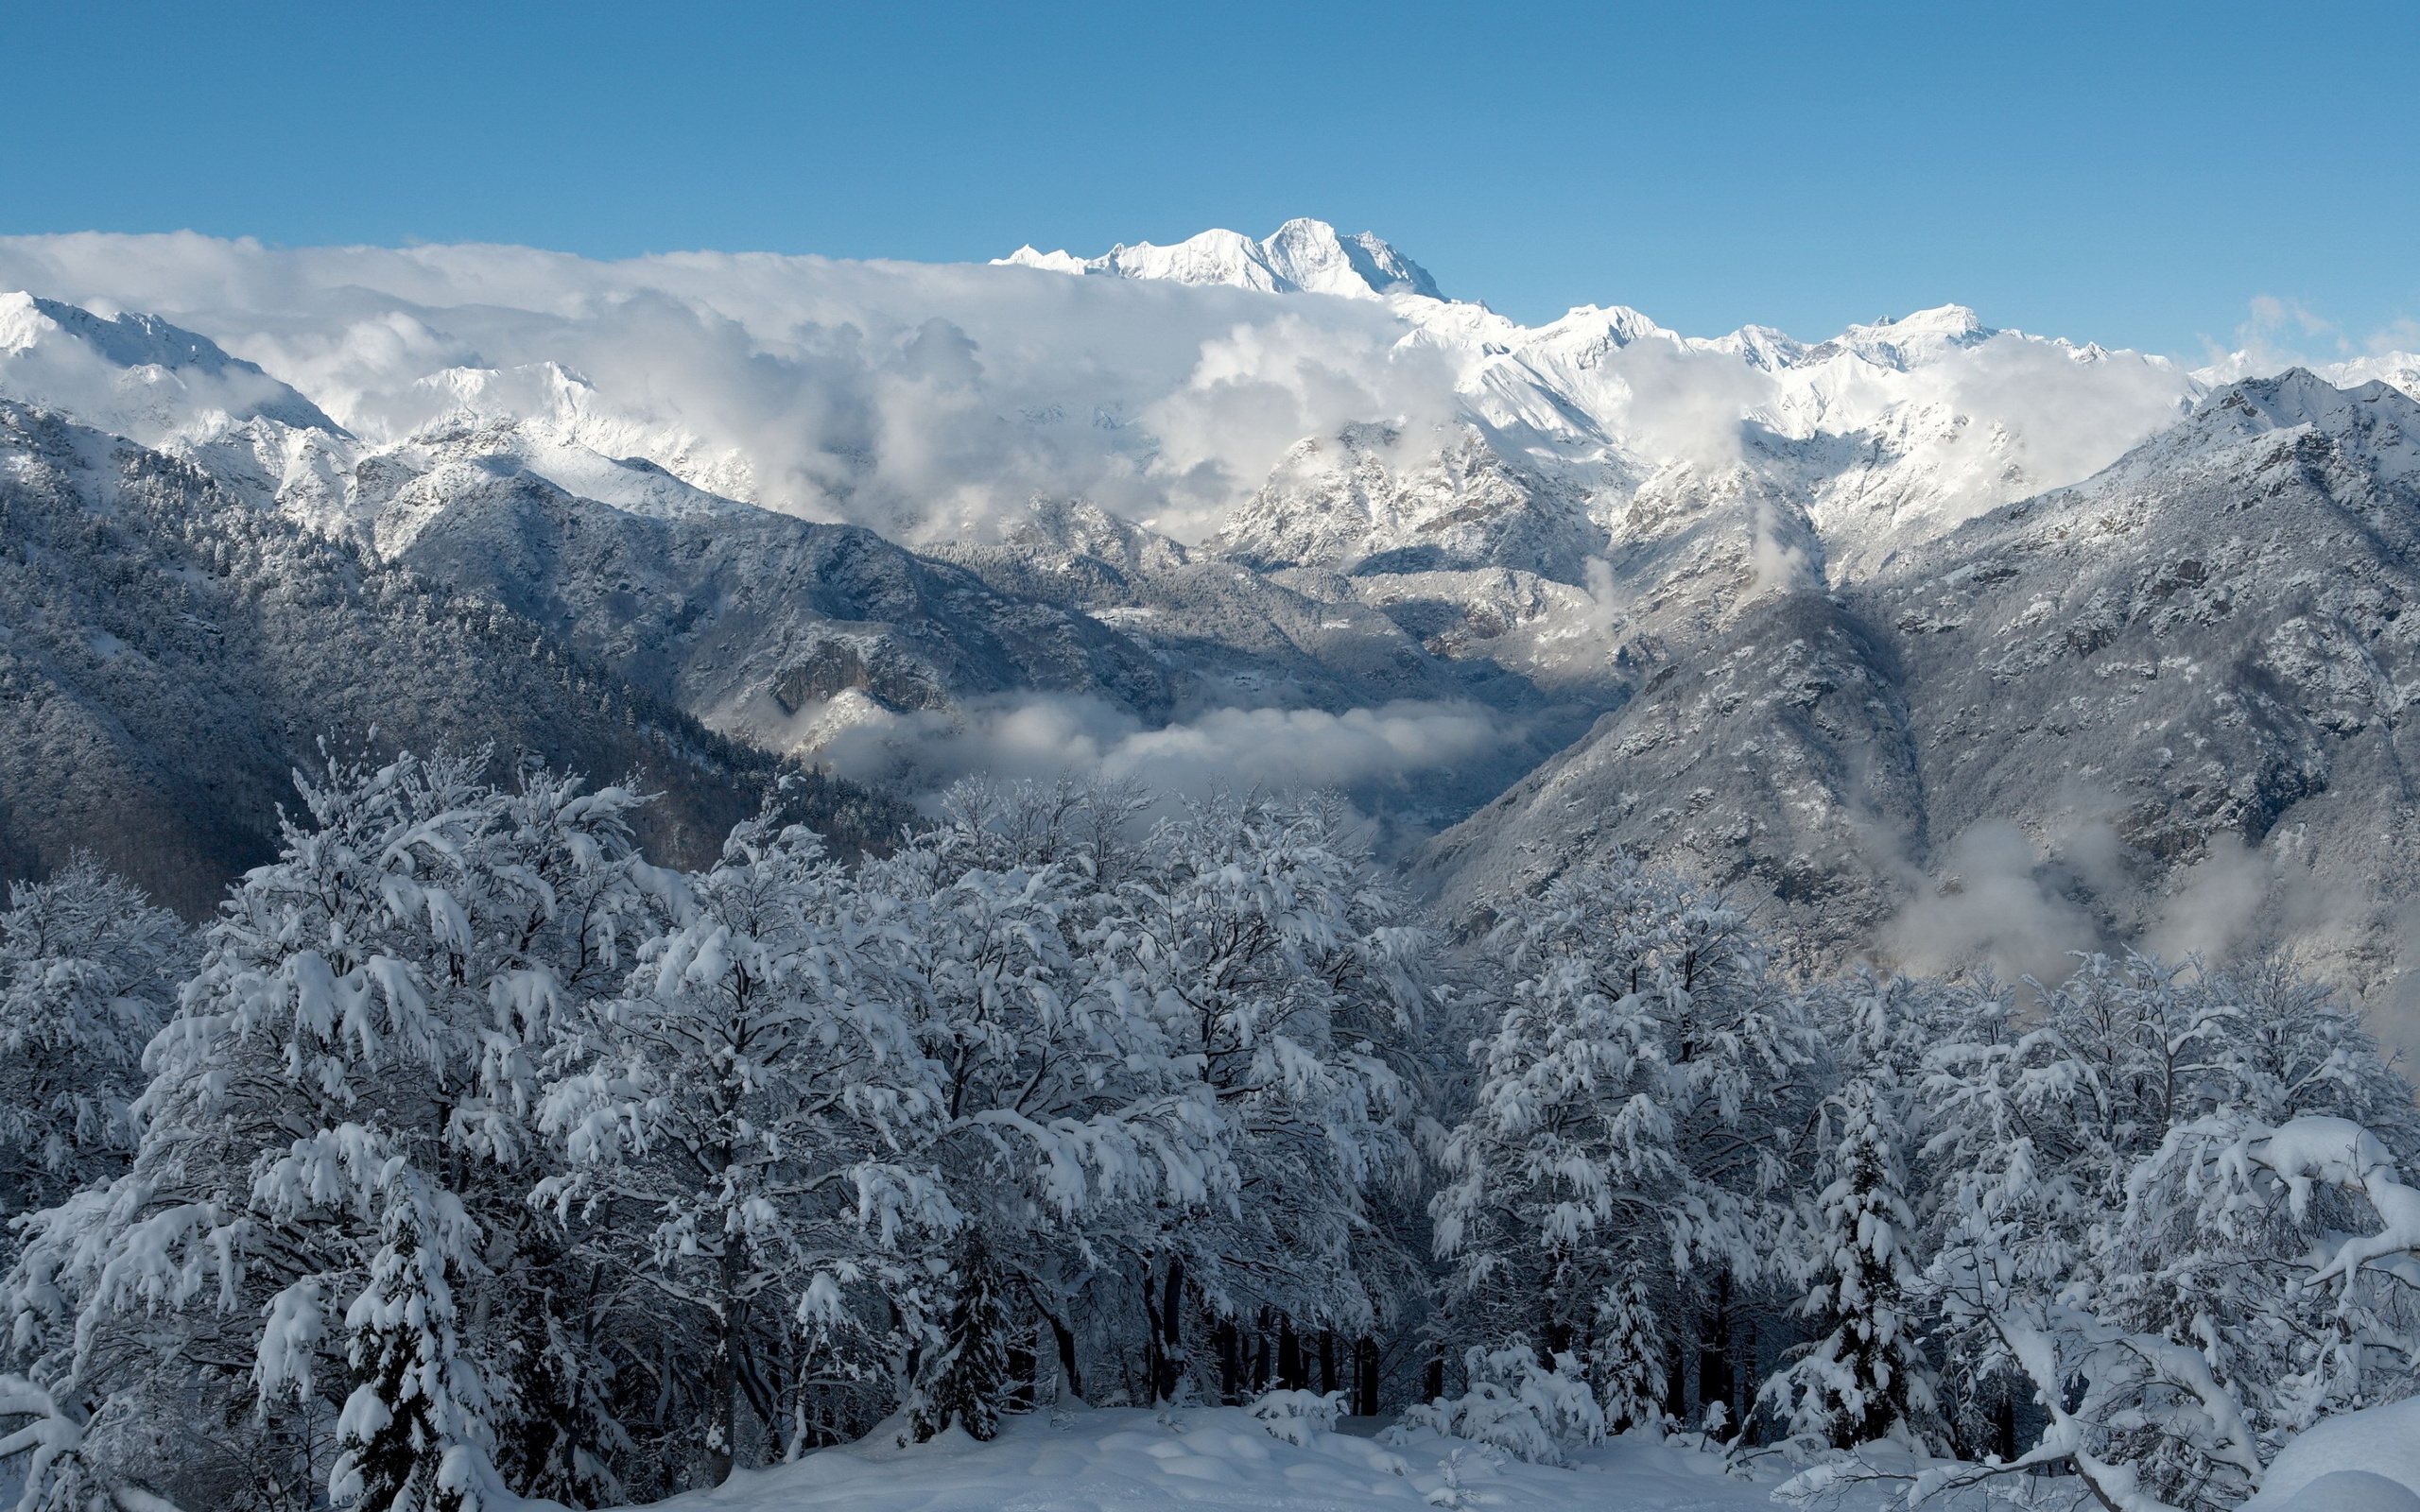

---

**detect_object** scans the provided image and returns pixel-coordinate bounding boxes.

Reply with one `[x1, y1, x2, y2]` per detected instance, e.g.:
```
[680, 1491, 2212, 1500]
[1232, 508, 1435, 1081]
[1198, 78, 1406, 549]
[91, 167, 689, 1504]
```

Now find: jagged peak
[2189, 366, 2420, 440]
[1797, 304, 1996, 371]
[1, 291, 250, 374]
[991, 219, 1443, 301]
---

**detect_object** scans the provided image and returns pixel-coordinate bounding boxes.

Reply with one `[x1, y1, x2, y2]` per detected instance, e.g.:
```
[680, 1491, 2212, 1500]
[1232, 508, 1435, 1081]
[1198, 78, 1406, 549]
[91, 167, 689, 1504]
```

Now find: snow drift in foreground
[625, 1400, 2420, 1512]
[2238, 1397, 2420, 1509]
[630, 1406, 1791, 1512]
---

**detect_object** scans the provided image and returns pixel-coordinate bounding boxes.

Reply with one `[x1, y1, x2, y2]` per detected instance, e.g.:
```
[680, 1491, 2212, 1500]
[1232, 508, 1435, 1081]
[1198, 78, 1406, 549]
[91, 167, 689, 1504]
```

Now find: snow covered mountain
[0, 400, 913, 912]
[1425, 369, 2420, 1031]
[5, 220, 2420, 1015]
[0, 290, 339, 445]
[996, 218, 1443, 300]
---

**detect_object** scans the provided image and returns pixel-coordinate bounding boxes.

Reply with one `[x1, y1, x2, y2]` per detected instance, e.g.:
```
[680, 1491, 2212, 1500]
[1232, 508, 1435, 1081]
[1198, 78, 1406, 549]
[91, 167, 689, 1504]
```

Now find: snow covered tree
[2, 749, 661, 1512]
[537, 804, 946, 1486]
[1856, 950, 2420, 1509]
[328, 1161, 493, 1512]
[0, 855, 189, 1227]
[1436, 859, 1812, 1431]
[2088, 962, 2420, 1503]
[1762, 1068, 1936, 1449]
[1100, 793, 1425, 1400]
[1759, 971, 1945, 1452]
[856, 780, 1234, 1409]
[909, 1228, 1011, 1442]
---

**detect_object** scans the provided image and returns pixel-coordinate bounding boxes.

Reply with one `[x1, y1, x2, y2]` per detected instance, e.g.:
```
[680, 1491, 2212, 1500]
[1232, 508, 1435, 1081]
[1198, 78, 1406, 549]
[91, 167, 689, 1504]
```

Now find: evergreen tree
[1762, 1067, 1936, 1449]
[330, 1169, 492, 1512]
[911, 1229, 1011, 1442]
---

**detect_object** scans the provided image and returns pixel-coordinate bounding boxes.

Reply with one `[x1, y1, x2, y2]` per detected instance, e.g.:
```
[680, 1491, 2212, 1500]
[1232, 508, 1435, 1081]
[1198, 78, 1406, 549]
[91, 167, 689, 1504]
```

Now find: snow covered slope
[0, 223, 2329, 570]
[1426, 369, 2420, 1022]
[8, 223, 2420, 1004]
[0, 290, 339, 446]
[0, 401, 895, 915]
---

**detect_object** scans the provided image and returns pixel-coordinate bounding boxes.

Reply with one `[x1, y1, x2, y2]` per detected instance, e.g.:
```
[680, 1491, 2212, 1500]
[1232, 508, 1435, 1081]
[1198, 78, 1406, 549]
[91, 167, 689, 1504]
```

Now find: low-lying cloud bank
[795, 693, 1517, 812]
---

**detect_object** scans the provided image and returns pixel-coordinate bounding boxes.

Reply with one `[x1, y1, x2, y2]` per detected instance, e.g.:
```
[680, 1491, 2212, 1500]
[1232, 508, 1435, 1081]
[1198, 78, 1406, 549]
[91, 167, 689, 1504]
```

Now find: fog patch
[1881, 821, 2100, 986]
[2144, 834, 2273, 964]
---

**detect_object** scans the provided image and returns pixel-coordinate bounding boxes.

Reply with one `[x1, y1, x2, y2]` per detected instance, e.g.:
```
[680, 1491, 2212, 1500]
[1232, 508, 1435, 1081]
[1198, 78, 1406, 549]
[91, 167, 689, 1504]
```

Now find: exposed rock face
[0, 402, 905, 915]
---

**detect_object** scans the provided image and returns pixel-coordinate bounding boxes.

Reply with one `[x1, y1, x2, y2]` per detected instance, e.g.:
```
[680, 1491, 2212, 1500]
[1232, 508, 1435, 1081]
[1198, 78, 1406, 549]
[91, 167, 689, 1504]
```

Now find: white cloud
[1880, 820, 2101, 986]
[0, 231, 2225, 557]
[0, 233, 1446, 543]
[2144, 834, 2272, 964]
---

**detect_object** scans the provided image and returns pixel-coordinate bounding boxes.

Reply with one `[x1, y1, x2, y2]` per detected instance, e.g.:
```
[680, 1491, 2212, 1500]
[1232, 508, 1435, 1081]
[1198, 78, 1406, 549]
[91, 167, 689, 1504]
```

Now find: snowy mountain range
[3, 221, 2419, 1033]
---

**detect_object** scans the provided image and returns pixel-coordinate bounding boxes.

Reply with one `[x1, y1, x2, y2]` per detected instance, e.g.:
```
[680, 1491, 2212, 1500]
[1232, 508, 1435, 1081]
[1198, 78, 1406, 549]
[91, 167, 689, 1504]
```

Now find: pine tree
[1590, 1270, 1666, 1432]
[912, 1229, 1011, 1442]
[331, 1170, 492, 1512]
[1763, 1067, 1936, 1448]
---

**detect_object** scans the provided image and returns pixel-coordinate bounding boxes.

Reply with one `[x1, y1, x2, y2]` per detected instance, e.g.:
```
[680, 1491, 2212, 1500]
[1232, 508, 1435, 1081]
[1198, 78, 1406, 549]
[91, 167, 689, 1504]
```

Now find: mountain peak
[992, 219, 1443, 301]
[0, 290, 342, 440]
[1799, 304, 1995, 370]
[2188, 368, 2420, 471]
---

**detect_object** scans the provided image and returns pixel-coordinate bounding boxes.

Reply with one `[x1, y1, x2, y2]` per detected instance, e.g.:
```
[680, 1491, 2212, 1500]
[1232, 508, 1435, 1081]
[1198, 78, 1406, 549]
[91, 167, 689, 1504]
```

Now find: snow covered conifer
[330, 1166, 493, 1512]
[911, 1228, 1011, 1442]
[1756, 971, 1944, 1451]
[1762, 1066, 1936, 1449]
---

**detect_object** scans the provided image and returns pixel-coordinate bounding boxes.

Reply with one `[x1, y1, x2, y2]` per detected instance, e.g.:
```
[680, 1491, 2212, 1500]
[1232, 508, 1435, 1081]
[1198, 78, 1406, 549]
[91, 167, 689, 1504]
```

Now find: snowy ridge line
[3, 221, 2406, 572]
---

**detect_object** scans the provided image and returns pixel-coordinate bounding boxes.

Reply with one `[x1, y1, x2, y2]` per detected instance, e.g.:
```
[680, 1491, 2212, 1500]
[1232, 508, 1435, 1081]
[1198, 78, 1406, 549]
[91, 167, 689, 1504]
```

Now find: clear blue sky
[6, 0, 2414, 357]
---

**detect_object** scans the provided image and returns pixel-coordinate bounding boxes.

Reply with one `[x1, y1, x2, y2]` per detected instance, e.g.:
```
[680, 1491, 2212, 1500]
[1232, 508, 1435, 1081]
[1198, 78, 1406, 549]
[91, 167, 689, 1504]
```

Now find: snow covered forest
[3, 754, 2418, 1512]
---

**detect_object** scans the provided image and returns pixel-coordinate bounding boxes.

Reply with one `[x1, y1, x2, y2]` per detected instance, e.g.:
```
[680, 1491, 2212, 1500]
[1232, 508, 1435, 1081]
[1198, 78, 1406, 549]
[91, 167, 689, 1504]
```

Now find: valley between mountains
[2, 223, 2416, 1031]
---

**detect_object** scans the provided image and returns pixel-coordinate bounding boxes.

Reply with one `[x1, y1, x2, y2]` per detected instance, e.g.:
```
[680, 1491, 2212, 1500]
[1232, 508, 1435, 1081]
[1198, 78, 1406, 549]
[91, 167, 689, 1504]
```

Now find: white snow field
[625, 1398, 2420, 1512]
[633, 1407, 1813, 1512]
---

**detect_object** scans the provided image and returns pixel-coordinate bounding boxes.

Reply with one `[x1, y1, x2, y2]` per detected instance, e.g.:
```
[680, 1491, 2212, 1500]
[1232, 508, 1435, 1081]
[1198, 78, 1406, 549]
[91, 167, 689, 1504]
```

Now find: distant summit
[995, 217, 1443, 301]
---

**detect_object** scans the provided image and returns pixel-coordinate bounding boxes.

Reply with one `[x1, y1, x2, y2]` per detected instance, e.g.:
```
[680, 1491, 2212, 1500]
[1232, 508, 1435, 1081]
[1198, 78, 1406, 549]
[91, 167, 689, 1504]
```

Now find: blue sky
[7, 0, 2414, 358]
